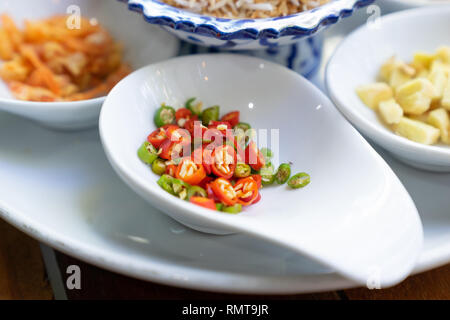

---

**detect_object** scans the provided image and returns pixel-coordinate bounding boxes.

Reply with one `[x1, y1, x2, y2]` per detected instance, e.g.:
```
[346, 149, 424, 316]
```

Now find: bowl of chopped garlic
[326, 6, 450, 172]
[120, 0, 374, 50]
[0, 0, 179, 130]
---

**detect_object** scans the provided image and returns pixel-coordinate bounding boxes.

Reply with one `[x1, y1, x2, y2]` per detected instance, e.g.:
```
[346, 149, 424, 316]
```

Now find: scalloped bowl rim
[122, 0, 375, 39]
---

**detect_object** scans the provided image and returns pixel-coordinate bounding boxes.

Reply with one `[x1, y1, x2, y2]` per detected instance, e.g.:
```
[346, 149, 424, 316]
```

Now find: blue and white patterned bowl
[121, 0, 374, 50]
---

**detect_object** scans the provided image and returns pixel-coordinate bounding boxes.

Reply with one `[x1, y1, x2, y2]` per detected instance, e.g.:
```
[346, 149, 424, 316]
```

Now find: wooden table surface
[1, 218, 449, 300]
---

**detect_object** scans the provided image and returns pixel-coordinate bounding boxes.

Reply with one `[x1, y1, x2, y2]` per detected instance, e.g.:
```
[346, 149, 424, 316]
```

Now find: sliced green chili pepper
[260, 163, 275, 186]
[260, 147, 273, 162]
[154, 104, 175, 127]
[187, 185, 207, 199]
[138, 141, 158, 165]
[157, 174, 176, 195]
[234, 163, 251, 178]
[185, 97, 202, 116]
[233, 122, 251, 131]
[275, 163, 291, 185]
[288, 172, 311, 189]
[222, 203, 242, 214]
[172, 179, 190, 200]
[152, 158, 166, 176]
[201, 105, 219, 126]
[215, 203, 224, 211]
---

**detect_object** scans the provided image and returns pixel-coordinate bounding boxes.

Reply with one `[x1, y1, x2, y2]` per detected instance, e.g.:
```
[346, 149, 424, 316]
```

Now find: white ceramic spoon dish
[0, 0, 179, 130]
[0, 109, 448, 293]
[99, 54, 422, 287]
[326, 6, 450, 171]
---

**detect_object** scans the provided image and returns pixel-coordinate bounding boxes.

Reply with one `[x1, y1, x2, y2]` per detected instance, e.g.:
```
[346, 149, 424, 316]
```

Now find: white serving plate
[0, 108, 449, 294]
[0, 11, 449, 293]
[0, 109, 450, 293]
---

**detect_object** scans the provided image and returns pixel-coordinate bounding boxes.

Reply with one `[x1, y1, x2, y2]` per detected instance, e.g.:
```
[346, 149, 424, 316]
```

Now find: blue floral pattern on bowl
[120, 0, 374, 50]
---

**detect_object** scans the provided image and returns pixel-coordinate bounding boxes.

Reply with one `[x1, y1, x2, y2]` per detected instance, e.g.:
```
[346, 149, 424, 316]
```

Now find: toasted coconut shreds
[165, 0, 330, 18]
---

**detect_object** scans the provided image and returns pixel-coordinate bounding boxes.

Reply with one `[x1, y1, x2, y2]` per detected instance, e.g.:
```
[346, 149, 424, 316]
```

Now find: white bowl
[0, 0, 179, 130]
[378, 0, 450, 14]
[100, 54, 422, 286]
[326, 6, 450, 171]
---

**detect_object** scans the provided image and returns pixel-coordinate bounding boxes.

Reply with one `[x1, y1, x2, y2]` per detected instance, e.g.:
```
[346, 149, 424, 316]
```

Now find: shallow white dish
[0, 109, 448, 293]
[0, 0, 179, 130]
[100, 54, 422, 286]
[326, 6, 450, 171]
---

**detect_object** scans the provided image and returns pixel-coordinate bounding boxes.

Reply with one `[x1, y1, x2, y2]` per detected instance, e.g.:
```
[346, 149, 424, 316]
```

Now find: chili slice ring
[175, 157, 206, 185]
[211, 144, 236, 179]
[234, 177, 259, 206]
[210, 178, 237, 206]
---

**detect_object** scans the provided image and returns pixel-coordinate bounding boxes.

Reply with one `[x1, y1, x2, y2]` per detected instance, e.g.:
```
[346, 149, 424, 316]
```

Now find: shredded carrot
[0, 14, 131, 102]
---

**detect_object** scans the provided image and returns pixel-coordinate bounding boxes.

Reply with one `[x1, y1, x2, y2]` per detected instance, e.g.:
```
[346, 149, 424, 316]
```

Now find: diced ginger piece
[412, 52, 435, 70]
[416, 69, 429, 79]
[394, 117, 440, 145]
[409, 112, 429, 123]
[428, 67, 448, 100]
[430, 59, 450, 76]
[436, 46, 450, 64]
[378, 99, 403, 124]
[379, 56, 415, 81]
[389, 68, 412, 89]
[442, 78, 450, 110]
[356, 82, 393, 110]
[396, 78, 436, 115]
[427, 108, 450, 143]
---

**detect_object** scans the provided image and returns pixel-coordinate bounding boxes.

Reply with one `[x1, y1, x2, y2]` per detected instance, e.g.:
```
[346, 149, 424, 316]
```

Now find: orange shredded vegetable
[0, 14, 131, 102]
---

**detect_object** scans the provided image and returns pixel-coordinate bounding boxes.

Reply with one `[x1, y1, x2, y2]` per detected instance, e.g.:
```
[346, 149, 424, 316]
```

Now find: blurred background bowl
[0, 0, 179, 130]
[120, 0, 374, 78]
[378, 0, 450, 14]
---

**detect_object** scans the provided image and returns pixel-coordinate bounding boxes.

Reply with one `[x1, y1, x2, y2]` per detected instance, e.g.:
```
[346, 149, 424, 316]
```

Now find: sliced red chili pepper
[211, 144, 236, 179]
[206, 183, 219, 201]
[175, 157, 206, 185]
[165, 163, 177, 177]
[245, 141, 265, 171]
[159, 139, 185, 160]
[185, 119, 204, 137]
[167, 127, 191, 146]
[210, 178, 237, 206]
[252, 193, 261, 204]
[190, 197, 216, 210]
[250, 174, 262, 189]
[208, 120, 232, 131]
[175, 108, 191, 121]
[175, 108, 198, 128]
[234, 177, 259, 206]
[147, 127, 167, 148]
[198, 176, 213, 190]
[203, 128, 226, 149]
[221, 111, 240, 127]
[192, 146, 213, 175]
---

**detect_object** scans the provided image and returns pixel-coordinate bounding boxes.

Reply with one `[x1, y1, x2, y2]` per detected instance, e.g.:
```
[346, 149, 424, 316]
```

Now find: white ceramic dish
[0, 0, 179, 130]
[100, 54, 422, 286]
[326, 6, 450, 172]
[0, 109, 449, 293]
